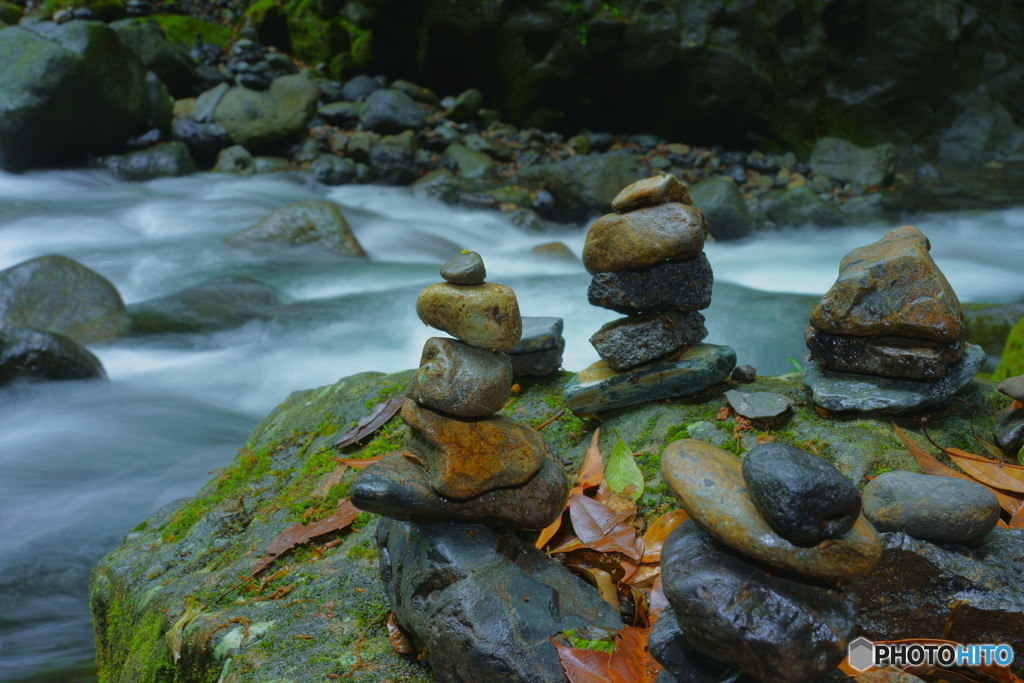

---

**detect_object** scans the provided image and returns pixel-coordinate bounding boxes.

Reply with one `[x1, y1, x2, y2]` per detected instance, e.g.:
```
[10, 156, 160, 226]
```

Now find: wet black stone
[661, 521, 855, 683]
[510, 337, 564, 378]
[650, 605, 741, 683]
[998, 375, 1024, 401]
[171, 118, 230, 166]
[587, 255, 713, 314]
[741, 442, 861, 546]
[0, 327, 105, 385]
[368, 141, 415, 185]
[510, 317, 563, 353]
[995, 408, 1024, 454]
[440, 251, 486, 285]
[376, 518, 621, 683]
[805, 328, 963, 380]
[310, 154, 355, 186]
[359, 89, 426, 135]
[730, 364, 757, 383]
[590, 311, 707, 372]
[340, 74, 382, 102]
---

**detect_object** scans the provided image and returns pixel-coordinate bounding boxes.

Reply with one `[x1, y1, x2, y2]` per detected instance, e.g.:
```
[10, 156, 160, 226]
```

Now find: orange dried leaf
[535, 507, 568, 550]
[333, 454, 389, 470]
[569, 495, 644, 561]
[943, 448, 1024, 494]
[578, 429, 606, 491]
[607, 627, 661, 683]
[386, 612, 414, 654]
[551, 637, 613, 683]
[640, 510, 688, 564]
[571, 567, 620, 612]
[254, 500, 361, 574]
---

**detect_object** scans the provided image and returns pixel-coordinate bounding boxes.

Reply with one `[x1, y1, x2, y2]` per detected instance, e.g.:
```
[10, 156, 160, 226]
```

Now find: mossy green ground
[90, 368, 1010, 681]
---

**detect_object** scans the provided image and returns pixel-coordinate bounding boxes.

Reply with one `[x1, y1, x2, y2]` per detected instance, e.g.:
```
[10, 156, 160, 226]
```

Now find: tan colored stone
[810, 226, 965, 344]
[402, 400, 549, 500]
[582, 203, 708, 275]
[660, 439, 881, 583]
[415, 282, 522, 352]
[610, 173, 692, 213]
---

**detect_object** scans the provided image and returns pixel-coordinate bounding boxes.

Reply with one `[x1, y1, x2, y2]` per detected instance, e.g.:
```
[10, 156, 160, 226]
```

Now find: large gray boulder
[213, 73, 320, 148]
[809, 137, 898, 187]
[513, 151, 639, 222]
[110, 17, 196, 97]
[689, 176, 753, 240]
[231, 200, 367, 257]
[0, 21, 148, 171]
[0, 327, 106, 386]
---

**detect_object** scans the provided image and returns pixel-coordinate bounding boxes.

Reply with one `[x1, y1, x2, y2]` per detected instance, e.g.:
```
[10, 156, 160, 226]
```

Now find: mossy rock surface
[993, 315, 1024, 381]
[90, 368, 1009, 681]
[151, 14, 231, 48]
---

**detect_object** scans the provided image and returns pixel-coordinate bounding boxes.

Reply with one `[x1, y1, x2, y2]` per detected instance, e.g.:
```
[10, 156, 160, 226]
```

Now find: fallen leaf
[331, 397, 404, 450]
[333, 454, 389, 470]
[943, 448, 1024, 494]
[640, 509, 688, 564]
[386, 612, 414, 654]
[605, 433, 644, 501]
[647, 577, 668, 622]
[164, 598, 203, 664]
[552, 626, 661, 683]
[312, 464, 347, 497]
[1011, 505, 1024, 529]
[253, 500, 361, 575]
[552, 637, 614, 683]
[568, 495, 643, 561]
[570, 566, 620, 612]
[536, 430, 605, 550]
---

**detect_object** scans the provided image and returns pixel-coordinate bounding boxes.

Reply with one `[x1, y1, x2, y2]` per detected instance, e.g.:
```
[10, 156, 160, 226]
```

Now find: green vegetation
[993, 315, 1024, 381]
[152, 14, 232, 47]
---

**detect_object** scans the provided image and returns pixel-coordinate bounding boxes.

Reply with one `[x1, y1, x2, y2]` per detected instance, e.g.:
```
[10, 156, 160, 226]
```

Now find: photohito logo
[848, 637, 1015, 671]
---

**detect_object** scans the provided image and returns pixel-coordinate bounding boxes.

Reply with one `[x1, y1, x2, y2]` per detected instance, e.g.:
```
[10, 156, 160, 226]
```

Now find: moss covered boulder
[213, 74, 319, 148]
[993, 315, 1024, 381]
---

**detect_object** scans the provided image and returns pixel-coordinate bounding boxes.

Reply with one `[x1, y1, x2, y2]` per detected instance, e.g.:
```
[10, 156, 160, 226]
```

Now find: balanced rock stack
[507, 316, 566, 378]
[563, 174, 736, 414]
[351, 250, 568, 528]
[803, 225, 985, 413]
[653, 439, 881, 683]
[995, 374, 1024, 456]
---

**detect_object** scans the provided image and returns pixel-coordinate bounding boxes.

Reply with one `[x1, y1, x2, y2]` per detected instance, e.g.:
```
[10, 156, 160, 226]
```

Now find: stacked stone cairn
[507, 316, 566, 378]
[652, 439, 882, 682]
[803, 225, 985, 413]
[351, 252, 623, 681]
[563, 174, 736, 414]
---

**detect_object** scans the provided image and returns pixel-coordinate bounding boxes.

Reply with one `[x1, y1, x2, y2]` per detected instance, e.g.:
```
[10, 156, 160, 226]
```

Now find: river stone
[103, 141, 196, 181]
[802, 343, 985, 414]
[590, 311, 708, 372]
[998, 375, 1024, 401]
[862, 470, 1000, 544]
[351, 451, 567, 529]
[402, 401, 548, 500]
[588, 255, 713, 314]
[563, 344, 736, 415]
[510, 338, 564, 378]
[446, 87, 483, 123]
[212, 144, 253, 175]
[611, 174, 692, 213]
[213, 73, 319, 147]
[359, 88, 426, 135]
[377, 518, 621, 683]
[0, 327, 106, 385]
[582, 203, 709, 274]
[340, 74, 381, 102]
[661, 439, 881, 582]
[805, 328, 964, 380]
[415, 282, 522, 352]
[127, 276, 278, 334]
[510, 317, 563, 354]
[406, 337, 511, 417]
[689, 176, 753, 241]
[724, 390, 792, 423]
[661, 521, 855, 683]
[741, 442, 861, 546]
[649, 605, 740, 683]
[809, 137, 898, 187]
[810, 226, 965, 344]
[109, 17, 195, 97]
[994, 408, 1024, 454]
[440, 251, 486, 285]
[231, 200, 366, 257]
[766, 185, 847, 229]
[731, 365, 757, 383]
[317, 101, 362, 128]
[0, 254, 128, 343]
[443, 143, 496, 180]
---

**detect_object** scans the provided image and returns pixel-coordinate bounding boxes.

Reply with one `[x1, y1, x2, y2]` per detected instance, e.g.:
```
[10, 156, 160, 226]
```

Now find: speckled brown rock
[810, 226, 965, 344]
[805, 328, 964, 380]
[582, 203, 709, 275]
[611, 174, 692, 213]
[406, 337, 512, 417]
[415, 282, 522, 352]
[660, 439, 881, 583]
[401, 400, 549, 500]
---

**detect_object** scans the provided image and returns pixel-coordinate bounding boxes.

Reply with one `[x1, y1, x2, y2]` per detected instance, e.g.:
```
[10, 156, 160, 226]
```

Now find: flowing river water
[1, 169, 1023, 680]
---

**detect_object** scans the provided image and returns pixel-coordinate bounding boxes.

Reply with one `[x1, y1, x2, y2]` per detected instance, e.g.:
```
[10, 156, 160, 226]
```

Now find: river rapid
[1, 169, 1023, 680]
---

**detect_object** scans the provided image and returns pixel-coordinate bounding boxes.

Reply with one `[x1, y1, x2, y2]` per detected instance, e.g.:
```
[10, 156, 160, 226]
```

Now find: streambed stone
[661, 521, 855, 683]
[401, 401, 548, 500]
[582, 203, 709, 274]
[563, 344, 736, 415]
[802, 343, 985, 414]
[661, 439, 881, 582]
[998, 375, 1024, 401]
[724, 389, 791, 423]
[415, 282, 521, 352]
[587, 255, 713, 314]
[231, 200, 366, 257]
[0, 327, 106, 385]
[862, 470, 999, 544]
[994, 408, 1024, 454]
[510, 317, 563, 354]
[590, 311, 707, 371]
[406, 337, 511, 417]
[610, 173, 692, 213]
[649, 605, 741, 683]
[440, 250, 486, 285]
[510, 338, 565, 378]
[805, 328, 963, 379]
[741, 442, 860, 546]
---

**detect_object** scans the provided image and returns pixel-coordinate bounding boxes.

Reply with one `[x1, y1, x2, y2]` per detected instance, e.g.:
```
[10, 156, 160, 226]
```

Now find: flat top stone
[440, 250, 486, 285]
[610, 173, 692, 213]
[510, 316, 564, 354]
[810, 225, 965, 344]
[660, 439, 881, 583]
[725, 389, 792, 421]
[998, 375, 1024, 401]
[582, 203, 708, 275]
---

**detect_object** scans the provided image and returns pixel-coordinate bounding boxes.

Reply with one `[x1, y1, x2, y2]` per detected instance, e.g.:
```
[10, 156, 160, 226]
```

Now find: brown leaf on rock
[942, 448, 1024, 494]
[312, 464, 347, 497]
[1010, 505, 1024, 529]
[386, 612, 415, 654]
[552, 626, 661, 683]
[570, 566, 620, 612]
[333, 454, 389, 470]
[331, 396, 405, 450]
[253, 500, 361, 575]
[552, 637, 613, 683]
[639, 509, 688, 564]
[535, 429, 606, 550]
[568, 495, 644, 561]
[647, 577, 668, 622]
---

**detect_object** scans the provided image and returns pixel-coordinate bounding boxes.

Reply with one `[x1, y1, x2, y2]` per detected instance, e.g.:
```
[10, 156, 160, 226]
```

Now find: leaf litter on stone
[565, 494, 643, 561]
[255, 499, 361, 574]
[552, 626, 661, 683]
[331, 396, 405, 449]
[535, 428, 605, 549]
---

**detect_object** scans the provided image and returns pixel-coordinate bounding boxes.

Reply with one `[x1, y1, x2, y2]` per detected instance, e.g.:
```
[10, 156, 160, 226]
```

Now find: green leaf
[1018, 444, 1024, 467]
[563, 628, 616, 653]
[605, 432, 644, 501]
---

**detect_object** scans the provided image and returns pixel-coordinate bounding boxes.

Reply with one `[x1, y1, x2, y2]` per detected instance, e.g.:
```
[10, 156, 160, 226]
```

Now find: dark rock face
[103, 142, 196, 181]
[171, 118, 231, 166]
[358, 88, 427, 134]
[405, 337, 512, 417]
[0, 254, 128, 343]
[851, 529, 1024, 671]
[0, 327, 106, 385]
[590, 311, 707, 371]
[741, 442, 860, 547]
[661, 521, 856, 683]
[376, 518, 622, 683]
[649, 605, 741, 683]
[806, 328, 963, 379]
[351, 451, 567, 530]
[587, 255, 713, 315]
[510, 338, 564, 378]
[994, 408, 1024, 454]
[127, 276, 279, 334]
[861, 470, 1000, 544]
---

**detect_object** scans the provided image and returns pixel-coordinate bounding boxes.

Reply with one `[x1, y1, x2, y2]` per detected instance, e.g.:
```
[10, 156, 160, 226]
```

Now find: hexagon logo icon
[848, 637, 875, 671]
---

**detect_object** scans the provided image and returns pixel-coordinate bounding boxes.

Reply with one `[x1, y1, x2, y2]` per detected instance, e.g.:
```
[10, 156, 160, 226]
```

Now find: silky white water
[1, 169, 1022, 680]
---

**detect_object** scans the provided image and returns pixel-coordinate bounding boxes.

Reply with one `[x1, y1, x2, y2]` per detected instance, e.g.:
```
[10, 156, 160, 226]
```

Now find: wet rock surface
[440, 250, 486, 285]
[377, 518, 622, 683]
[587, 256, 713, 314]
[649, 606, 742, 683]
[590, 311, 707, 371]
[127, 276, 278, 334]
[0, 327, 106, 385]
[998, 375, 1024, 401]
[805, 329, 963, 379]
[231, 199, 366, 257]
[724, 389, 791, 422]
[610, 173, 692, 212]
[405, 337, 511, 417]
[415, 282, 522, 352]
[509, 342, 565, 378]
[510, 317, 563, 354]
[741, 442, 861, 546]
[862, 470, 1000, 544]
[582, 203, 709, 274]
[994, 408, 1024, 454]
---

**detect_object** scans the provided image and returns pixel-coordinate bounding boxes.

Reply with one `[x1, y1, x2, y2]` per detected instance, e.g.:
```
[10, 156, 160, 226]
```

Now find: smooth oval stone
[402, 400, 548, 500]
[582, 203, 709, 274]
[351, 451, 568, 529]
[587, 254, 713, 314]
[741, 442, 860, 546]
[590, 311, 707, 372]
[998, 375, 1024, 401]
[660, 439, 881, 582]
[994, 408, 1024, 454]
[406, 337, 511, 417]
[724, 390, 792, 423]
[661, 521, 855, 683]
[810, 225, 965, 344]
[440, 250, 486, 285]
[730, 364, 757, 383]
[862, 470, 1000, 544]
[611, 173, 692, 213]
[805, 328, 963, 380]
[415, 282, 522, 352]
